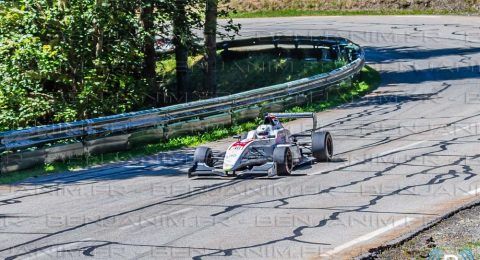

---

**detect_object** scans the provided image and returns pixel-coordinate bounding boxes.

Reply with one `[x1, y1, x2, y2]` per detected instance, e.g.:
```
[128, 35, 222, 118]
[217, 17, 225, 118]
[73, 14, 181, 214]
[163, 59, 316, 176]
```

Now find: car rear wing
[266, 112, 318, 132]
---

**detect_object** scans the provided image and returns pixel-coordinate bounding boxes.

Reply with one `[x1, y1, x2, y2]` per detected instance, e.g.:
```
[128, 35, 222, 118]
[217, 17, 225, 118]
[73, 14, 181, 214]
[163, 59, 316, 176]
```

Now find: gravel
[375, 205, 480, 259]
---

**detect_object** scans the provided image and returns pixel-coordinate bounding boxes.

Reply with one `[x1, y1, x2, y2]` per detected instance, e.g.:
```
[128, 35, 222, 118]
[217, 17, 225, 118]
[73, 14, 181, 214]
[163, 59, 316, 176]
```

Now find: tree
[160, 0, 203, 102]
[204, 0, 218, 97]
[203, 0, 240, 97]
[0, 0, 239, 131]
[172, 0, 190, 102]
[159, 0, 238, 101]
[0, 0, 153, 130]
[141, 0, 157, 101]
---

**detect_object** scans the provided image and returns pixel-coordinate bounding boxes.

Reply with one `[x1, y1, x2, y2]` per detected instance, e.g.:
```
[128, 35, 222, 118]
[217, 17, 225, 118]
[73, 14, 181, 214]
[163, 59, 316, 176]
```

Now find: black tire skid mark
[188, 135, 478, 259]
[6, 111, 478, 260]
[0, 179, 248, 258]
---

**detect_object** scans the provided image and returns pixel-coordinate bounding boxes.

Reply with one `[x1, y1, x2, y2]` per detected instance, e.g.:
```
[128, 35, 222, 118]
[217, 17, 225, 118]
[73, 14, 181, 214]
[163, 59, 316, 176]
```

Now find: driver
[264, 115, 283, 130]
[256, 124, 273, 138]
[256, 115, 284, 139]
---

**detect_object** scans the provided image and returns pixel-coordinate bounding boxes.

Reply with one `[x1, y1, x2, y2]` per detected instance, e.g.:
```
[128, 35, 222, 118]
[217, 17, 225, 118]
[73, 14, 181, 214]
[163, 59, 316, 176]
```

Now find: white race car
[188, 112, 333, 178]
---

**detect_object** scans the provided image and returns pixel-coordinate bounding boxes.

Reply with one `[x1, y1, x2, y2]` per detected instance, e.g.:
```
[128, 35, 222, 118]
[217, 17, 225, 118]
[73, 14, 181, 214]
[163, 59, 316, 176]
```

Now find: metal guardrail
[0, 36, 365, 173]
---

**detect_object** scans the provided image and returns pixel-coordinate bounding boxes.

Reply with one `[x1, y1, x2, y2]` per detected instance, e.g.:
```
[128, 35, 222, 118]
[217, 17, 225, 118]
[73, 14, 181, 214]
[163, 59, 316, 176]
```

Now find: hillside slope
[229, 0, 479, 13]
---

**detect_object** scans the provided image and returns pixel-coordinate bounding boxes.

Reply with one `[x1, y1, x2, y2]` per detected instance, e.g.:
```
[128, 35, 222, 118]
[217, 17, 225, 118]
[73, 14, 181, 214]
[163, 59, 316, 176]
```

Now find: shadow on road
[367, 46, 480, 64]
[7, 44, 479, 190]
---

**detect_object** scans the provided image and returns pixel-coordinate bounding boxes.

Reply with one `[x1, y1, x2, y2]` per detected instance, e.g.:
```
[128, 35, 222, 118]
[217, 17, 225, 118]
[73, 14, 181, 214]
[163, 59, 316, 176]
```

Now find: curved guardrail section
[0, 36, 365, 173]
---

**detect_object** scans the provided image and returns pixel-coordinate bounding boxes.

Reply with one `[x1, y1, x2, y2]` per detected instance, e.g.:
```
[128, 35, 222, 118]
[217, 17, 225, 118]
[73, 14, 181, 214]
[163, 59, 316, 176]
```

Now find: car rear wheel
[312, 131, 333, 162]
[273, 147, 293, 176]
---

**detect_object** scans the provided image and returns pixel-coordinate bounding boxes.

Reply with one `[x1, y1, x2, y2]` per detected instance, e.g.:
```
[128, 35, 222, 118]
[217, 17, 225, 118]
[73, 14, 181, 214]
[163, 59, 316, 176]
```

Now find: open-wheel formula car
[188, 112, 333, 178]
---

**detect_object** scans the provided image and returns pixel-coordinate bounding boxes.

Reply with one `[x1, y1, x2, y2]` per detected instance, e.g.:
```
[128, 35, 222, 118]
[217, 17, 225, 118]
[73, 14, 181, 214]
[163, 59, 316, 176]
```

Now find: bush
[0, 1, 149, 131]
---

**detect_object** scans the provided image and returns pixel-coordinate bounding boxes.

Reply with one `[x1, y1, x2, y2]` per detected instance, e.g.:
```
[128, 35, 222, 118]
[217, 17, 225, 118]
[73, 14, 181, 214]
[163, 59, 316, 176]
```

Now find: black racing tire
[273, 147, 293, 176]
[312, 131, 333, 162]
[193, 147, 214, 167]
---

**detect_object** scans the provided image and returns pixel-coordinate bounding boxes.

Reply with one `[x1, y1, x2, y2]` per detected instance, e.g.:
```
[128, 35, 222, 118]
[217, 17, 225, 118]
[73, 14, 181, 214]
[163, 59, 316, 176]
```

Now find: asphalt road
[1, 16, 480, 260]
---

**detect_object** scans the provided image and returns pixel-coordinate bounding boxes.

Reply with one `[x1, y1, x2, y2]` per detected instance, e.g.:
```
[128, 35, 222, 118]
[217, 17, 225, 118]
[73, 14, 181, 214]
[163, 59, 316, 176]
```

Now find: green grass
[231, 9, 476, 18]
[0, 65, 380, 185]
[465, 241, 480, 248]
[288, 65, 380, 113]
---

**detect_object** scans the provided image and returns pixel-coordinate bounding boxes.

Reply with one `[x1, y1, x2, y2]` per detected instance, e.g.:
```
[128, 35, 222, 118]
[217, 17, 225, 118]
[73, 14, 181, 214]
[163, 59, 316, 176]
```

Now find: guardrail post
[0, 140, 5, 154]
[273, 39, 279, 49]
[222, 43, 229, 52]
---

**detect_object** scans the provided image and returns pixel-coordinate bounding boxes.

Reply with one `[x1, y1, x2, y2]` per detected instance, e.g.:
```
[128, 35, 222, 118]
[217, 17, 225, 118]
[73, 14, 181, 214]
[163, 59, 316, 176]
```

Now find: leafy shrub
[0, 1, 149, 131]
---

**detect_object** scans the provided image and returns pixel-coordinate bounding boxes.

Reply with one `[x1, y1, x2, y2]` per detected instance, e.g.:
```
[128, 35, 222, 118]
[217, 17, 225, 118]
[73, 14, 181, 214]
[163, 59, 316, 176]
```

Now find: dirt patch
[229, 0, 480, 12]
[372, 204, 480, 259]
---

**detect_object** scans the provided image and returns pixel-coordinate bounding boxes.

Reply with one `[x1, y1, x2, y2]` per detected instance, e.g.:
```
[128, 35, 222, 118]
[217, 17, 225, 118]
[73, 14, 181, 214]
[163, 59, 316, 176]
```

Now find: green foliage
[0, 1, 155, 131]
[0, 0, 238, 131]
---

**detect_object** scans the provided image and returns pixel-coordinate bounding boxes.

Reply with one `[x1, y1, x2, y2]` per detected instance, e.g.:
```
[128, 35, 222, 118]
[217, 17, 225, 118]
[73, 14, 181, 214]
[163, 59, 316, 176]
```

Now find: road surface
[1, 16, 480, 259]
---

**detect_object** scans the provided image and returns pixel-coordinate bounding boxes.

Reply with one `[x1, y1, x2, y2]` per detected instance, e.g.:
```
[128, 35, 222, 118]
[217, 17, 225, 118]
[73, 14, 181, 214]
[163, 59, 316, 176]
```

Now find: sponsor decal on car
[223, 140, 253, 171]
[230, 140, 253, 150]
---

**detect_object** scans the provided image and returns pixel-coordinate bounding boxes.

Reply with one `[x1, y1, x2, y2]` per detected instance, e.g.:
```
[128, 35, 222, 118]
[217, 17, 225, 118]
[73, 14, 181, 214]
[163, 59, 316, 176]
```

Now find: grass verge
[0, 65, 380, 185]
[231, 9, 477, 18]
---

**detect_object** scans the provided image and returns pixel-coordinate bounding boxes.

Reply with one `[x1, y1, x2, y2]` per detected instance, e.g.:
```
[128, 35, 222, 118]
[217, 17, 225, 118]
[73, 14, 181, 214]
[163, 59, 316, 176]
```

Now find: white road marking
[320, 217, 415, 257]
[310, 123, 480, 176]
[395, 15, 440, 18]
[467, 188, 480, 196]
[120, 208, 193, 230]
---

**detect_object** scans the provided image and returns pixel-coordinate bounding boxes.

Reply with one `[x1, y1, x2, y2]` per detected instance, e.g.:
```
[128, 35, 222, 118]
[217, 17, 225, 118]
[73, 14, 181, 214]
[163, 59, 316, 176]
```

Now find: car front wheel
[273, 147, 293, 176]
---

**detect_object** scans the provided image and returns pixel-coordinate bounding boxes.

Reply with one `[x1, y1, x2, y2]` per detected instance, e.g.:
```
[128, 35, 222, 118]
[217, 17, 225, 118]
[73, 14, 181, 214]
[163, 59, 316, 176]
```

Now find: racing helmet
[264, 114, 282, 129]
[256, 124, 273, 137]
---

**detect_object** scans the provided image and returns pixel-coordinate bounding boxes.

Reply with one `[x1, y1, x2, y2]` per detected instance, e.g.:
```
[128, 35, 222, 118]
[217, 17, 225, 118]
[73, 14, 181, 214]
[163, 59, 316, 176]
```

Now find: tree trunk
[141, 0, 157, 102]
[94, 0, 103, 59]
[173, 0, 189, 102]
[204, 0, 218, 97]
